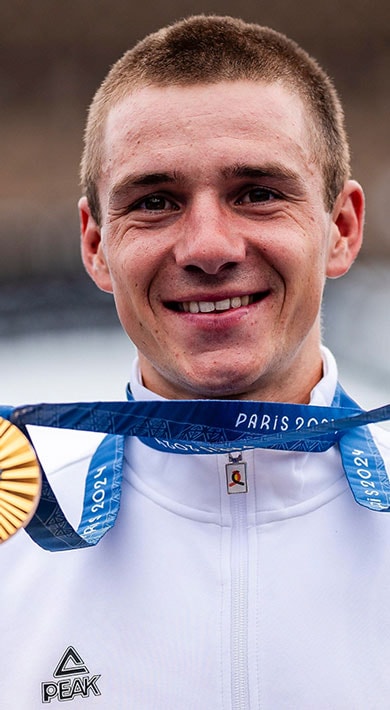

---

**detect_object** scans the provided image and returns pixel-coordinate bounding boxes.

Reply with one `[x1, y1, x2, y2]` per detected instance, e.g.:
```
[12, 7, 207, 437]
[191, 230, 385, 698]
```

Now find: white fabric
[1, 347, 390, 709]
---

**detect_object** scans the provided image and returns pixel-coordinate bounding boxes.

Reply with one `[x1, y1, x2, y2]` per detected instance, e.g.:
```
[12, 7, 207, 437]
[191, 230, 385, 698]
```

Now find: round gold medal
[0, 416, 41, 543]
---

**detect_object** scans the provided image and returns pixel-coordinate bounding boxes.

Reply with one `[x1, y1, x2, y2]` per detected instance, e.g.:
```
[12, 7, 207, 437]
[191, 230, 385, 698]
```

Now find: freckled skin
[80, 81, 364, 403]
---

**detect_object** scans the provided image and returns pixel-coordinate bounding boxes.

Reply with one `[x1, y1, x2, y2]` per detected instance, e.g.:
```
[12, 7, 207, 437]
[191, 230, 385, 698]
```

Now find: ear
[79, 196, 113, 293]
[326, 180, 365, 278]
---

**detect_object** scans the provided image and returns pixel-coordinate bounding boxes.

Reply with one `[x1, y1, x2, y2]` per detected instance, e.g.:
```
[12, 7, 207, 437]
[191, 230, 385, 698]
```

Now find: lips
[166, 291, 270, 314]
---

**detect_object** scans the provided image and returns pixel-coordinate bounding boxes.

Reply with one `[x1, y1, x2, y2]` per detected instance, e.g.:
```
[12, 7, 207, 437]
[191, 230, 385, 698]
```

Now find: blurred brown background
[1, 0, 389, 280]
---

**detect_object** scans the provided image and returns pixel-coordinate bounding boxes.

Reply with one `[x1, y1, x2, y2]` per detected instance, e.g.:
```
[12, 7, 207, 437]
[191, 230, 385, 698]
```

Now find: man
[1, 15, 389, 709]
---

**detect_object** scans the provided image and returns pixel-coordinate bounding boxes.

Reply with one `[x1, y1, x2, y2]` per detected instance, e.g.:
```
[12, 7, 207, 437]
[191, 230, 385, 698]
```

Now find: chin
[181, 370, 259, 400]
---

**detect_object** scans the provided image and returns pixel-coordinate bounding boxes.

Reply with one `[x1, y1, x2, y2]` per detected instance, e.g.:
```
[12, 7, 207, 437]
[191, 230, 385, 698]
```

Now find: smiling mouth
[166, 292, 270, 314]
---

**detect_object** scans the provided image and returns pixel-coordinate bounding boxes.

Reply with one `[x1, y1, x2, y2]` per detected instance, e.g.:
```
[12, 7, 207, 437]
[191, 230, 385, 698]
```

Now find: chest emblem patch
[41, 646, 101, 704]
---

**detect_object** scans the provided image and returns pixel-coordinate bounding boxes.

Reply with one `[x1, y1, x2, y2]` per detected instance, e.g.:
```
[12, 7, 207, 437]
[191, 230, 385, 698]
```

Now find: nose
[173, 198, 246, 275]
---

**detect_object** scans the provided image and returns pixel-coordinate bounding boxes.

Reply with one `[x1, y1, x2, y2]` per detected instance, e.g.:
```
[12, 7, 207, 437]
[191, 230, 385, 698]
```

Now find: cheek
[283, 225, 330, 281]
[272, 235, 328, 316]
[109, 233, 169, 287]
[257, 211, 325, 267]
[104, 238, 145, 289]
[106, 248, 162, 337]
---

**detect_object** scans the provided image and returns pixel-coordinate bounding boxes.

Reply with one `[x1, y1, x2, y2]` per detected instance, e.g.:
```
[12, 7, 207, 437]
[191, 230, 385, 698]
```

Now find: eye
[132, 194, 179, 212]
[236, 187, 280, 205]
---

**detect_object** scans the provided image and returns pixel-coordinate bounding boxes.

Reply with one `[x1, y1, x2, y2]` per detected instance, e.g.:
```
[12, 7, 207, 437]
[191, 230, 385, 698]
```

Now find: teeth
[215, 299, 231, 311]
[181, 295, 253, 313]
[199, 301, 215, 313]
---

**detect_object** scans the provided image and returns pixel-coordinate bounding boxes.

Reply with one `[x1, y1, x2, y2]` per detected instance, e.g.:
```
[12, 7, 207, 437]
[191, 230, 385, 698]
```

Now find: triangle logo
[53, 646, 90, 678]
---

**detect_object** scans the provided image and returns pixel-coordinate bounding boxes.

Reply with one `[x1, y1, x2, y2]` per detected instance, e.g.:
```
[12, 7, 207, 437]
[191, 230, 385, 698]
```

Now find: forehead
[100, 80, 318, 188]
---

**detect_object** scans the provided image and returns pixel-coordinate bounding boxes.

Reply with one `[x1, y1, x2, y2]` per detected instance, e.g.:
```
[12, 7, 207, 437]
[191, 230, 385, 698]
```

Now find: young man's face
[80, 80, 363, 402]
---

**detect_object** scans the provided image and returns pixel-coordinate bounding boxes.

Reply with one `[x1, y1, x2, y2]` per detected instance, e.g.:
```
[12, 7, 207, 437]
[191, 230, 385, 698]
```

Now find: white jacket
[0, 348, 389, 709]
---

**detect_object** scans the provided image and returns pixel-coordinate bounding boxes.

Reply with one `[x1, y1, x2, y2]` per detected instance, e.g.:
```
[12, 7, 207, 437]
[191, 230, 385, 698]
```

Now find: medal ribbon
[0, 383, 389, 551]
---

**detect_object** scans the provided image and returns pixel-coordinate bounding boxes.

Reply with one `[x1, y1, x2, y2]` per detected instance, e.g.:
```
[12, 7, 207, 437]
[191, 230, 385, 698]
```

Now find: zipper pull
[226, 452, 248, 494]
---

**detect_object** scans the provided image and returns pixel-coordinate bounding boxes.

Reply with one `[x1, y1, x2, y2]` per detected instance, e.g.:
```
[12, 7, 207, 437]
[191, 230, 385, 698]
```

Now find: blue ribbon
[0, 383, 389, 551]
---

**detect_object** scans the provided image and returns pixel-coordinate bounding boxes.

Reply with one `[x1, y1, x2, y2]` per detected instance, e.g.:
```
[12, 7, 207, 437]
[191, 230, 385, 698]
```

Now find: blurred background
[0, 0, 389, 409]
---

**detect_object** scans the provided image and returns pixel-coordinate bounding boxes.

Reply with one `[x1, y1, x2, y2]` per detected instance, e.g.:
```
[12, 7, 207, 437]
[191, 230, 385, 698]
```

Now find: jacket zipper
[230, 492, 250, 709]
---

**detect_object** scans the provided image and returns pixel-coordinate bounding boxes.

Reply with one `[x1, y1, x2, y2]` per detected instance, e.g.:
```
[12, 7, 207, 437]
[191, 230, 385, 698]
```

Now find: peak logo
[41, 647, 101, 704]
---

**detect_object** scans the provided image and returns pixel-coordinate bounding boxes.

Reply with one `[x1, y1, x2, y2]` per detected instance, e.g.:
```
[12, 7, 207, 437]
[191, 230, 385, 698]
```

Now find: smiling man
[1, 15, 390, 710]
[79, 24, 363, 406]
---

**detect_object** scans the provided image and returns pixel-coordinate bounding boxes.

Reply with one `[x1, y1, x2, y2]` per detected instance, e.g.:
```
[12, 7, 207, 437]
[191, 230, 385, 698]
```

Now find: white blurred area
[322, 262, 389, 417]
[0, 328, 136, 404]
[0, 263, 389, 423]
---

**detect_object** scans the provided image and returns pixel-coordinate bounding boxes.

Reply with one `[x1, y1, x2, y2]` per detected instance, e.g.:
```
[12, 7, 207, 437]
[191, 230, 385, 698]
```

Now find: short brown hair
[81, 15, 350, 224]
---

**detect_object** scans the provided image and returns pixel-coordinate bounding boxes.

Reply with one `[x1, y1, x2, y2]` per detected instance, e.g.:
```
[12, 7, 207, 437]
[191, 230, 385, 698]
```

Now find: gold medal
[0, 416, 41, 543]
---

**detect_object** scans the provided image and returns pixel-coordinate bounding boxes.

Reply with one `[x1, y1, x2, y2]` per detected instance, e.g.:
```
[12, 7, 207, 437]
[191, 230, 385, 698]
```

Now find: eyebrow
[222, 163, 305, 188]
[109, 172, 179, 203]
